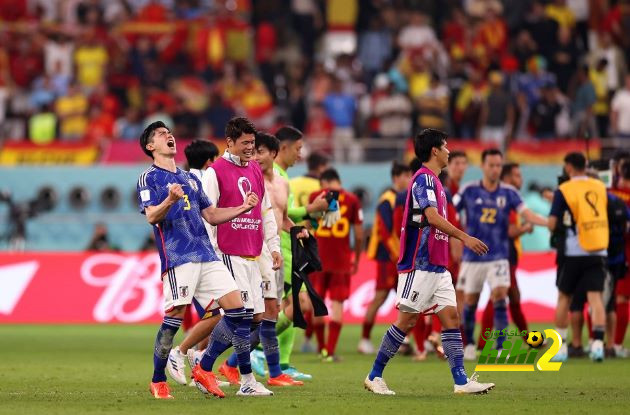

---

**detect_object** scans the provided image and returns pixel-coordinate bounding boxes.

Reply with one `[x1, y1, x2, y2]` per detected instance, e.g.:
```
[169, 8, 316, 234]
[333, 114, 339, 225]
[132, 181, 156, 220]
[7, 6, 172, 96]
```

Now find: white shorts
[396, 269, 456, 314]
[222, 254, 265, 314]
[258, 246, 283, 301]
[456, 259, 511, 294]
[163, 261, 238, 313]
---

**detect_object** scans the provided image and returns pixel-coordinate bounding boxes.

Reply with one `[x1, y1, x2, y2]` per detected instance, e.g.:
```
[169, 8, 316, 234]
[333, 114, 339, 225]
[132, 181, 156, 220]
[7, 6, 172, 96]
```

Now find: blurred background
[0, 0, 628, 323]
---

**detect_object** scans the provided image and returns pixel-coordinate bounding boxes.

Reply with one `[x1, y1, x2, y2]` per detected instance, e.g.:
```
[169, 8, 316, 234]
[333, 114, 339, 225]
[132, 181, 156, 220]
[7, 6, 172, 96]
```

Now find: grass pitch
[0, 324, 629, 415]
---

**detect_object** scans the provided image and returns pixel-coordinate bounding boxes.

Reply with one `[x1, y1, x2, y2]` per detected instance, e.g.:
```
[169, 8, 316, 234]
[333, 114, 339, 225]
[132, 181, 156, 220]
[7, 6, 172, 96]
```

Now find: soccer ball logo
[526, 331, 544, 348]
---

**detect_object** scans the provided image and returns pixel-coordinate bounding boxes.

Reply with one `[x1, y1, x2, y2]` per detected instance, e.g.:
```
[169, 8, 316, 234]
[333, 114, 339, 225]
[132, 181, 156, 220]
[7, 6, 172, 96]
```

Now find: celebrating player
[477, 162, 531, 349]
[273, 126, 329, 380]
[359, 162, 412, 354]
[364, 128, 494, 395]
[310, 168, 364, 361]
[137, 121, 258, 399]
[455, 149, 547, 360]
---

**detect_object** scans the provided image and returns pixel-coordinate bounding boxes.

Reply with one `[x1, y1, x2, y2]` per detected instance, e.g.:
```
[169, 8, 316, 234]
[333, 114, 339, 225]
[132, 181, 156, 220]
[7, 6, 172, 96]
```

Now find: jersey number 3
[183, 194, 191, 210]
[480, 208, 497, 224]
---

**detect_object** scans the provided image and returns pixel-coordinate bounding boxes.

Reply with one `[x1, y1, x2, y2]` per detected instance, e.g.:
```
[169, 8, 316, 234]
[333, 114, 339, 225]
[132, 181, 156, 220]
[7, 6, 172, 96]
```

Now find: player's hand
[296, 228, 310, 239]
[271, 251, 283, 270]
[243, 192, 259, 212]
[308, 191, 329, 213]
[464, 235, 488, 256]
[168, 184, 184, 202]
[522, 222, 534, 234]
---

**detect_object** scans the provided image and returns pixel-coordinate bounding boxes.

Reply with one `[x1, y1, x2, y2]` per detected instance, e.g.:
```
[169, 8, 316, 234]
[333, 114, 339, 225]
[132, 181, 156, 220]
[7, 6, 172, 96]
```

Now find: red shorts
[617, 275, 630, 297]
[375, 261, 398, 291]
[311, 271, 351, 301]
[510, 264, 518, 288]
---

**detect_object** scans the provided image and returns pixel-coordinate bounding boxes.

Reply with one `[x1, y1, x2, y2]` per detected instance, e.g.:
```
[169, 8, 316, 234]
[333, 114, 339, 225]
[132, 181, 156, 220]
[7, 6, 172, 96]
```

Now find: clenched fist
[168, 184, 184, 202]
[243, 192, 259, 212]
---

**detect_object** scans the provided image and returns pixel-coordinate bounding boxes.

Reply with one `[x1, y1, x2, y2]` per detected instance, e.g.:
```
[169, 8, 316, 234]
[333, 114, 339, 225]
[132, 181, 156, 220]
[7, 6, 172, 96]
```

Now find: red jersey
[309, 188, 363, 273]
[610, 186, 630, 273]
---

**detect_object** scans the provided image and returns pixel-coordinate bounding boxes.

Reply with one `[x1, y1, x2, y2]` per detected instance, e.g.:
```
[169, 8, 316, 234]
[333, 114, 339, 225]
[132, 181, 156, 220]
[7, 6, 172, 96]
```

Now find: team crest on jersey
[179, 286, 189, 298]
[241, 291, 249, 303]
[188, 178, 198, 192]
[262, 281, 271, 292]
[410, 291, 419, 302]
[496, 196, 506, 208]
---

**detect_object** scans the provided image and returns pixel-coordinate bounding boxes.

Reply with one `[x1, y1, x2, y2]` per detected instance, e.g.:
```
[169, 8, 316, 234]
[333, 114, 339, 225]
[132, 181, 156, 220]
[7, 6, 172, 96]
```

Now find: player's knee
[165, 305, 186, 319]
[252, 313, 263, 323]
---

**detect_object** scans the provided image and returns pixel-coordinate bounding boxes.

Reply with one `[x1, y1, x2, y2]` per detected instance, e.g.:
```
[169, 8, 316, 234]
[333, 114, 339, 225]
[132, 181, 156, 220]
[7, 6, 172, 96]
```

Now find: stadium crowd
[0, 0, 629, 161]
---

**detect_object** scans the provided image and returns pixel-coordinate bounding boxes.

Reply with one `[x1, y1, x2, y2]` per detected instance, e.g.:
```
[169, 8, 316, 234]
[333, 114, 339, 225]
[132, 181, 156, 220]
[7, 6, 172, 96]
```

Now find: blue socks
[493, 299, 508, 349]
[233, 310, 253, 375]
[152, 316, 182, 383]
[226, 320, 262, 368]
[463, 304, 477, 345]
[260, 319, 282, 378]
[368, 325, 406, 381]
[441, 329, 468, 385]
[200, 307, 245, 372]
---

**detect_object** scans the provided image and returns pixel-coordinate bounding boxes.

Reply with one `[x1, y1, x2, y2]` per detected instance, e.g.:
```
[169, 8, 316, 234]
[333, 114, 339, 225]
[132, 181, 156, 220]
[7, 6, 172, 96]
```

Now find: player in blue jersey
[138, 121, 261, 399]
[364, 129, 495, 396]
[453, 149, 548, 360]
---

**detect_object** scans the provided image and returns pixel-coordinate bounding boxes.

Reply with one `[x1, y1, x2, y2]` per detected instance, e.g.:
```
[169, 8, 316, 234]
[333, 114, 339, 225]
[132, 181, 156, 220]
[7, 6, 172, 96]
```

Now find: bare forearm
[353, 226, 364, 264]
[426, 209, 468, 242]
[522, 208, 548, 227]
[146, 198, 176, 225]
[203, 205, 248, 225]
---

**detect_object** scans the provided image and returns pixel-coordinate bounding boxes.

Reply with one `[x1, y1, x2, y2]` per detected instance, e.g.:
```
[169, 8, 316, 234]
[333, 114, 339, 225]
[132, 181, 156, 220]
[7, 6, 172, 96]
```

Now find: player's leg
[178, 309, 221, 355]
[434, 271, 494, 394]
[488, 260, 511, 350]
[583, 258, 607, 362]
[323, 273, 350, 361]
[310, 271, 328, 355]
[461, 262, 484, 359]
[507, 265, 528, 333]
[151, 263, 200, 398]
[477, 300, 494, 350]
[360, 261, 395, 354]
[614, 264, 630, 356]
[568, 288, 587, 357]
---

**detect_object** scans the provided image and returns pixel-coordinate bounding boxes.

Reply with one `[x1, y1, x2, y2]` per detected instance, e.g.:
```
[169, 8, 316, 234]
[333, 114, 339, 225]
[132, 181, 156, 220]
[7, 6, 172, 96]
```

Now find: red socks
[362, 321, 374, 340]
[615, 301, 629, 345]
[327, 321, 342, 356]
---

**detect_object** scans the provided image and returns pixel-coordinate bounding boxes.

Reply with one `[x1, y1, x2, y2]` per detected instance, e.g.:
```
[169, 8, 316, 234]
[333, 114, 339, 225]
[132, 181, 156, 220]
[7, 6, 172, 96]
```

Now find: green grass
[0, 324, 629, 415]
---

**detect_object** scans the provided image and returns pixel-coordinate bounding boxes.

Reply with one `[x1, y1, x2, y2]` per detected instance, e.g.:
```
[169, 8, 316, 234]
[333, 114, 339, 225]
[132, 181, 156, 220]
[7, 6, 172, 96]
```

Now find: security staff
[548, 152, 609, 362]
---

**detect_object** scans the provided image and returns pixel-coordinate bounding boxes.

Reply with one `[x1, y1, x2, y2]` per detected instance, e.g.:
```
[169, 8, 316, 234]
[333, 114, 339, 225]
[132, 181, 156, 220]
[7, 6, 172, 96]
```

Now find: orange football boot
[218, 361, 240, 385]
[149, 381, 174, 399]
[191, 365, 225, 398]
[267, 373, 304, 386]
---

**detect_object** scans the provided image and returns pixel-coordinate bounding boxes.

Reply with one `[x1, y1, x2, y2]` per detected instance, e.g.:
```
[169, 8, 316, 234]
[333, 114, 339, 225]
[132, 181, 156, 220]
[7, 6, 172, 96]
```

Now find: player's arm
[424, 207, 488, 256]
[376, 200, 398, 261]
[547, 189, 566, 232]
[201, 193, 259, 225]
[261, 192, 283, 269]
[352, 222, 364, 275]
[144, 184, 183, 225]
[519, 207, 548, 227]
[508, 222, 533, 238]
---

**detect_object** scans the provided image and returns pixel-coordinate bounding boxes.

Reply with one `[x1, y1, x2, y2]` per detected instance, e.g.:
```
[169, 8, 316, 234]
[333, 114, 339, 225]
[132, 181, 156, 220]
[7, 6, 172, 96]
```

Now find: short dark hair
[500, 162, 520, 180]
[481, 148, 503, 163]
[225, 117, 256, 141]
[255, 132, 280, 156]
[449, 150, 467, 163]
[391, 161, 412, 178]
[307, 152, 329, 172]
[409, 158, 422, 173]
[140, 121, 169, 159]
[275, 125, 303, 142]
[185, 140, 219, 169]
[414, 128, 448, 163]
[564, 152, 587, 171]
[320, 168, 341, 183]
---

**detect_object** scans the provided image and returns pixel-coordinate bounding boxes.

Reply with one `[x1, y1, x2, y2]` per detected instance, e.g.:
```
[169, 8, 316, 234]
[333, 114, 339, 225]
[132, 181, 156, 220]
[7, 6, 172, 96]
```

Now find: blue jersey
[398, 169, 449, 273]
[454, 181, 524, 262]
[137, 165, 219, 273]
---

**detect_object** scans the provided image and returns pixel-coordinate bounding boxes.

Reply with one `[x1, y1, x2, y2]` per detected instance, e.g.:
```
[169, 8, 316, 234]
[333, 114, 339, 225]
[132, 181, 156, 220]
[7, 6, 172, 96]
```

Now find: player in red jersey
[610, 158, 630, 357]
[309, 168, 364, 361]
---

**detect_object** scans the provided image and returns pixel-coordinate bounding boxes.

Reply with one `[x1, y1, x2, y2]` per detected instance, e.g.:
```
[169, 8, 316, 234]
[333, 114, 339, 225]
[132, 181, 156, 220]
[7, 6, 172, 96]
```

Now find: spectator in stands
[518, 55, 556, 110]
[49, 61, 71, 97]
[397, 11, 437, 52]
[589, 31, 627, 95]
[611, 74, 630, 138]
[512, 30, 538, 72]
[172, 98, 199, 139]
[204, 90, 235, 138]
[416, 72, 448, 133]
[29, 75, 56, 111]
[323, 76, 359, 162]
[305, 102, 334, 156]
[74, 33, 108, 92]
[44, 34, 73, 78]
[9, 38, 42, 89]
[144, 101, 173, 130]
[523, 1, 559, 61]
[550, 27, 578, 94]
[589, 59, 612, 138]
[114, 107, 144, 141]
[531, 82, 561, 139]
[358, 16, 393, 88]
[480, 71, 513, 148]
[84, 105, 115, 143]
[55, 82, 88, 141]
[545, 0, 576, 30]
[86, 223, 115, 251]
[455, 67, 488, 139]
[28, 103, 56, 145]
[570, 65, 597, 138]
[373, 73, 413, 139]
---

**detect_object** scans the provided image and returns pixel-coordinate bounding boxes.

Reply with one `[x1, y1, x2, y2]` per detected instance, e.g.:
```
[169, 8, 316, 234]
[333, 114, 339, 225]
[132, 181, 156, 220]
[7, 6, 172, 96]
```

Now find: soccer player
[549, 152, 609, 362]
[446, 151, 468, 196]
[273, 126, 329, 380]
[364, 128, 495, 395]
[477, 163, 531, 349]
[455, 149, 547, 360]
[310, 168, 364, 361]
[359, 162, 412, 354]
[215, 131, 305, 386]
[138, 121, 258, 399]
[610, 158, 630, 357]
